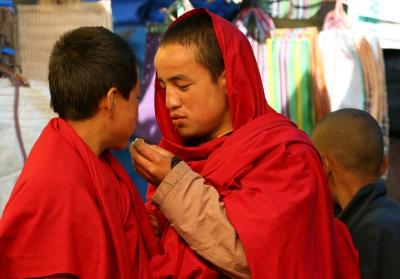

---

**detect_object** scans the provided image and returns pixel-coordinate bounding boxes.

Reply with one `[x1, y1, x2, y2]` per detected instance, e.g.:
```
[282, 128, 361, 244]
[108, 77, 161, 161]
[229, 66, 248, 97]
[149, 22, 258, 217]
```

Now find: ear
[99, 87, 118, 114]
[378, 154, 389, 177]
[218, 70, 227, 95]
[321, 155, 330, 176]
[321, 153, 336, 177]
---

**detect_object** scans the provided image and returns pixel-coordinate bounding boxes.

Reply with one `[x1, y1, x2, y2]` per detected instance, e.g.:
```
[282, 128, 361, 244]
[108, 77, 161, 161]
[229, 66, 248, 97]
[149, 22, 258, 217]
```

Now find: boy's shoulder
[17, 126, 91, 193]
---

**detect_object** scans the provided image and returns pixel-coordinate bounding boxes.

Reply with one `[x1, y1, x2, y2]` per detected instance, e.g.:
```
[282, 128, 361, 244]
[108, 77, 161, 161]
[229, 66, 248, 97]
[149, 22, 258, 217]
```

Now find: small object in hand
[129, 138, 145, 160]
[170, 156, 182, 169]
[130, 137, 144, 151]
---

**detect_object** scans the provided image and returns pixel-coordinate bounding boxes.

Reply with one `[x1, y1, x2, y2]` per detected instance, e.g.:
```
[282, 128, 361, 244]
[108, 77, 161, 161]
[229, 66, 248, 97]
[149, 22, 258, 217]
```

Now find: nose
[165, 86, 182, 111]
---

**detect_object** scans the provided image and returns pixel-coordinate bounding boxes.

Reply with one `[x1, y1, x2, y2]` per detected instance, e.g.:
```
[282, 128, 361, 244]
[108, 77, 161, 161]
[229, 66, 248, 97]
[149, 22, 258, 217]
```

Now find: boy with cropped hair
[0, 26, 158, 278]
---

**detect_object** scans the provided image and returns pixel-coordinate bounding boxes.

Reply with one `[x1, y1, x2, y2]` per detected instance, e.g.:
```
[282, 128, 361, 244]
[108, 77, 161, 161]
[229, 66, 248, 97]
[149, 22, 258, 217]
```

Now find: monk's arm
[152, 161, 250, 278]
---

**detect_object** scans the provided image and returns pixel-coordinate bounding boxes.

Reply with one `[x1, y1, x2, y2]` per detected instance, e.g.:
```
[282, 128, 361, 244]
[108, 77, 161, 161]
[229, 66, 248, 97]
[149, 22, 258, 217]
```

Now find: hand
[129, 138, 174, 185]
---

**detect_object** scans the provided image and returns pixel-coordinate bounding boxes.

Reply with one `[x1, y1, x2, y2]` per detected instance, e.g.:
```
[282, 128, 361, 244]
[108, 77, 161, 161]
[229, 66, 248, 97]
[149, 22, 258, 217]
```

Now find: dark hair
[48, 26, 138, 120]
[159, 12, 224, 82]
[312, 108, 384, 175]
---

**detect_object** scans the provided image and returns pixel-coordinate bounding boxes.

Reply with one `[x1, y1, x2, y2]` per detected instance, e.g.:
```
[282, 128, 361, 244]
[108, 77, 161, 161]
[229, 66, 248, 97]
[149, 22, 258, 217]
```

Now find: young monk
[312, 108, 400, 279]
[0, 26, 158, 278]
[130, 8, 360, 278]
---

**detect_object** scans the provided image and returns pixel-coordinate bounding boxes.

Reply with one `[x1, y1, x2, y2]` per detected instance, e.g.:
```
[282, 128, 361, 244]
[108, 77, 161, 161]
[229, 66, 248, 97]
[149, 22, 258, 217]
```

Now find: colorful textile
[234, 6, 275, 109]
[265, 28, 321, 135]
[235, 8, 324, 135]
[268, 0, 323, 20]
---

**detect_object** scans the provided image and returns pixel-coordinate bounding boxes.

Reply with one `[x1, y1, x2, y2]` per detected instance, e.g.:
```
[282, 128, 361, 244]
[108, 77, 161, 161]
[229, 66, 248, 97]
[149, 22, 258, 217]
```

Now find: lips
[170, 114, 186, 126]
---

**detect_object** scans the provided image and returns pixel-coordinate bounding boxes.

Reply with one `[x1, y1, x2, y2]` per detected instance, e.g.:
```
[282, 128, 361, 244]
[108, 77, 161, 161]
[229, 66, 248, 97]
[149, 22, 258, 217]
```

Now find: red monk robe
[147, 9, 361, 278]
[0, 118, 158, 278]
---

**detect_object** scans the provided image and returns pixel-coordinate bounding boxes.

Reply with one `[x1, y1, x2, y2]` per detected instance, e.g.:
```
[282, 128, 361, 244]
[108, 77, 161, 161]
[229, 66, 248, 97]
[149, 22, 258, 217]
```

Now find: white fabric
[348, 0, 400, 49]
[318, 29, 365, 111]
[17, 0, 112, 81]
[0, 78, 55, 214]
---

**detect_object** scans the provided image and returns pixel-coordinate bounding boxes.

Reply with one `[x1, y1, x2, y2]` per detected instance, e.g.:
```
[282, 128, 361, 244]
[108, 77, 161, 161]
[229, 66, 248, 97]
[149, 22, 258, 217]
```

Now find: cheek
[130, 100, 139, 118]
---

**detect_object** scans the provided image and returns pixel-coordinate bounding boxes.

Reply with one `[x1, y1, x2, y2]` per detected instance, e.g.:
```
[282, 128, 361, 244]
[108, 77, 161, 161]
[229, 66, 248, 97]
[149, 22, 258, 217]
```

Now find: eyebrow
[157, 74, 192, 83]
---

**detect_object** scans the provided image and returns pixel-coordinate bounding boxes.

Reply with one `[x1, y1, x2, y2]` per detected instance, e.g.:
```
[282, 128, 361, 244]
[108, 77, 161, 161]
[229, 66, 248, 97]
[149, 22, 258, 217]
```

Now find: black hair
[159, 12, 224, 82]
[312, 108, 384, 175]
[48, 26, 138, 120]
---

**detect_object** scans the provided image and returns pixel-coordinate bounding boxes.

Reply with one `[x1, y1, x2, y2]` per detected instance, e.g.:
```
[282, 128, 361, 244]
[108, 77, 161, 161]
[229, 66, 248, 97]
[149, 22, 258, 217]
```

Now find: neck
[184, 128, 233, 146]
[216, 129, 233, 138]
[67, 118, 106, 157]
[332, 170, 379, 209]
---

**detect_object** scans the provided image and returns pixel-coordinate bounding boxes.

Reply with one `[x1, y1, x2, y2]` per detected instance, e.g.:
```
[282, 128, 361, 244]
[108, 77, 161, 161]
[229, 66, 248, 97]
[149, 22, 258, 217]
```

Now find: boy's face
[154, 43, 232, 142]
[110, 82, 140, 149]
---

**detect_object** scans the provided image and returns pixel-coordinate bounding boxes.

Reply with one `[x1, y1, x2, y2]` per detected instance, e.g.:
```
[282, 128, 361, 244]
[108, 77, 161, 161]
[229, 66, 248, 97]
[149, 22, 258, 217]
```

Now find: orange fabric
[0, 118, 158, 278]
[148, 8, 360, 278]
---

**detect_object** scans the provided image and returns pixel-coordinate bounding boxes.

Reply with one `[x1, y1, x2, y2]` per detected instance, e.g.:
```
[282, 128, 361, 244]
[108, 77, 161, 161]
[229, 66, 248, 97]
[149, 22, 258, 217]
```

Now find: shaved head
[312, 109, 384, 176]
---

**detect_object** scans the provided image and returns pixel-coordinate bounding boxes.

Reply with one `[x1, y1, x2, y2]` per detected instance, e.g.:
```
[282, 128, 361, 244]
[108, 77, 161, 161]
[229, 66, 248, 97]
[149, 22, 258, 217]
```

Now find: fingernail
[132, 137, 145, 148]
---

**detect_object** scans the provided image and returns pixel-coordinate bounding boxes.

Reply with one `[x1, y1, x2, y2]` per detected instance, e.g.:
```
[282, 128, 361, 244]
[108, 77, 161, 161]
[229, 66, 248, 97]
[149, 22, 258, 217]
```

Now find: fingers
[129, 138, 173, 185]
[131, 138, 162, 163]
[130, 138, 173, 158]
[147, 144, 174, 157]
[133, 161, 159, 185]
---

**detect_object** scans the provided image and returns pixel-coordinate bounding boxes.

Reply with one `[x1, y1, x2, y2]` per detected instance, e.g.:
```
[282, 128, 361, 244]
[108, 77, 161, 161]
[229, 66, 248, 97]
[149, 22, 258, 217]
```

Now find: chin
[178, 130, 198, 141]
[113, 140, 129, 151]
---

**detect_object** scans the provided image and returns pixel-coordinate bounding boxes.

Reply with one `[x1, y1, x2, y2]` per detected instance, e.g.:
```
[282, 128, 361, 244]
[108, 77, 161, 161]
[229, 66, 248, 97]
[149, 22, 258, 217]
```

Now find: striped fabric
[235, 5, 323, 135]
[266, 28, 319, 135]
[267, 0, 324, 20]
[234, 6, 275, 104]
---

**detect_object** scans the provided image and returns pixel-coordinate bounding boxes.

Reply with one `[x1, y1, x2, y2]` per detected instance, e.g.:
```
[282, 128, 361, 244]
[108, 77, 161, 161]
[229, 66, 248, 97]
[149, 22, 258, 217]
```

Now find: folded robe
[0, 118, 158, 278]
[147, 8, 361, 279]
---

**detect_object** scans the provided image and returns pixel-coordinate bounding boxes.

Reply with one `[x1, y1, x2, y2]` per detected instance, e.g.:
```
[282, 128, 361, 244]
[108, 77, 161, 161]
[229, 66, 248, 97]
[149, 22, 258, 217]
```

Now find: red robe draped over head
[0, 118, 158, 278]
[148, 8, 360, 279]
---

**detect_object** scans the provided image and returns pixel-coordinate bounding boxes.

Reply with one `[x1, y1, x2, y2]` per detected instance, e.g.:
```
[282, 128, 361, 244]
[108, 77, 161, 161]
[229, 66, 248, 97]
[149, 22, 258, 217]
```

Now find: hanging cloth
[318, 30, 365, 111]
[233, 6, 275, 103]
[265, 27, 320, 135]
[318, 0, 389, 153]
[357, 37, 390, 155]
[318, 0, 365, 112]
[266, 0, 324, 20]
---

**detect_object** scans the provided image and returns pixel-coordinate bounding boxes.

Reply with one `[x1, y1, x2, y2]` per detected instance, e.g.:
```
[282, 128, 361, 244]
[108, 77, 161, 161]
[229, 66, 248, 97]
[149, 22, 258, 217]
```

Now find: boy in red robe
[0, 26, 158, 278]
[131, 9, 360, 278]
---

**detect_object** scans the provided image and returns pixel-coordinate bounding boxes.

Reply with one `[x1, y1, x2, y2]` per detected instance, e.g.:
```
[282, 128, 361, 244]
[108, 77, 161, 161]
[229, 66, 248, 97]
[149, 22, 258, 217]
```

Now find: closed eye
[178, 84, 190, 92]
